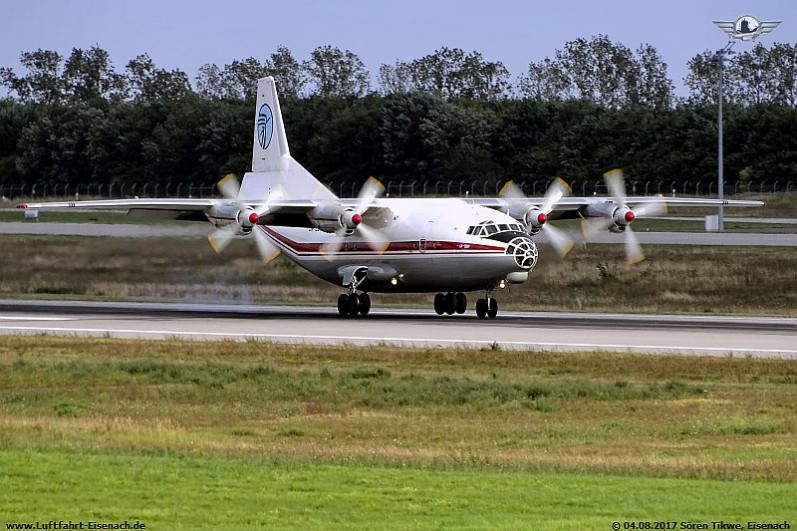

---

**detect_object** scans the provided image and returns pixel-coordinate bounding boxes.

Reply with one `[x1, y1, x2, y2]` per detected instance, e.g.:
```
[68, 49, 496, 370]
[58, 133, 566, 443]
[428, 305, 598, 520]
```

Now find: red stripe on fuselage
[262, 226, 505, 255]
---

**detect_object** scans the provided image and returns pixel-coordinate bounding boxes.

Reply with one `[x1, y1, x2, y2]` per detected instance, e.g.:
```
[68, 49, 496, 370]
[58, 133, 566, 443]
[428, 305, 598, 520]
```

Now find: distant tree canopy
[0, 41, 796, 193]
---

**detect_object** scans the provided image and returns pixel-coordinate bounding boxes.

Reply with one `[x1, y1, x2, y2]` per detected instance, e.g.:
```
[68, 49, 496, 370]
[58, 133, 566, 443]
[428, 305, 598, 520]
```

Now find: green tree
[379, 48, 510, 100]
[761, 43, 797, 106]
[0, 49, 65, 103]
[126, 54, 192, 102]
[304, 45, 370, 97]
[62, 46, 125, 103]
[270, 46, 305, 98]
[684, 50, 719, 106]
[195, 63, 226, 99]
[224, 57, 269, 99]
[520, 36, 673, 109]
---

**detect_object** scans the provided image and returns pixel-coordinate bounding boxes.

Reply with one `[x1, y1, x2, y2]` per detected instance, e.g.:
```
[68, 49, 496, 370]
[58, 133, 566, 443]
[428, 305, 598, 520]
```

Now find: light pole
[715, 42, 735, 233]
[711, 15, 781, 232]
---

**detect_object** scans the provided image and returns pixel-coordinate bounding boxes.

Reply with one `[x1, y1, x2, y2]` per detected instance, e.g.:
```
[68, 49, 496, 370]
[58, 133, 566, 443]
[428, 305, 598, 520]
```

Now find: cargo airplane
[17, 77, 763, 318]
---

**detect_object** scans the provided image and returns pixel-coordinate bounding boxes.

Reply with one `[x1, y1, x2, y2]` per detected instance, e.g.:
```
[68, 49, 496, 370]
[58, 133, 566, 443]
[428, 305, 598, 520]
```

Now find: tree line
[0, 39, 795, 193]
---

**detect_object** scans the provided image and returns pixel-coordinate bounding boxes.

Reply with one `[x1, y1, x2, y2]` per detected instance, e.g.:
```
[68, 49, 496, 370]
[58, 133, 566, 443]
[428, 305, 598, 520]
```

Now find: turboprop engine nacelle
[206, 203, 260, 233]
[506, 206, 548, 235]
[308, 205, 362, 234]
[583, 203, 635, 233]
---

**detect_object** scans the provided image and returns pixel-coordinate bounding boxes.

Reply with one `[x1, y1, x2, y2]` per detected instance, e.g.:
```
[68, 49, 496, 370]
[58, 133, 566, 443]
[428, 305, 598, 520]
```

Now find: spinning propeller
[500, 178, 575, 258]
[207, 173, 284, 263]
[582, 169, 667, 264]
[319, 177, 389, 259]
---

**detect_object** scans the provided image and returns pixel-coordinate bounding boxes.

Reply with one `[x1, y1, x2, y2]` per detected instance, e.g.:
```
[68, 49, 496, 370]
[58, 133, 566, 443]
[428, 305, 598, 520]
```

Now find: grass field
[1, 336, 796, 528]
[3, 450, 795, 530]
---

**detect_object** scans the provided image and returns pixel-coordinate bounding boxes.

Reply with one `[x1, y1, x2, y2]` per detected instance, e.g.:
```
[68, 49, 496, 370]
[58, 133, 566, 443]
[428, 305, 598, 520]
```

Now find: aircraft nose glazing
[506, 236, 538, 271]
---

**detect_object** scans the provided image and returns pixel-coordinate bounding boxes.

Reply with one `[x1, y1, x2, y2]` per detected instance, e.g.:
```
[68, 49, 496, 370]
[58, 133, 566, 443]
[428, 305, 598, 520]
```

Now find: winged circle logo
[257, 104, 274, 150]
[735, 15, 760, 36]
[713, 14, 781, 42]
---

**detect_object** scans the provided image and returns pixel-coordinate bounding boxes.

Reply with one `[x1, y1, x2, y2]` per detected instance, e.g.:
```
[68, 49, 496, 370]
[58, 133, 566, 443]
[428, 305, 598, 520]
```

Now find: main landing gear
[433, 290, 498, 318]
[337, 292, 371, 317]
[433, 292, 467, 316]
[337, 290, 499, 319]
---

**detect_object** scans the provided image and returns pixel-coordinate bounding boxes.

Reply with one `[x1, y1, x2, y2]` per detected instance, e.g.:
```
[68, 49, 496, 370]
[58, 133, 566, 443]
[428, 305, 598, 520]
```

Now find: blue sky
[3, 0, 795, 95]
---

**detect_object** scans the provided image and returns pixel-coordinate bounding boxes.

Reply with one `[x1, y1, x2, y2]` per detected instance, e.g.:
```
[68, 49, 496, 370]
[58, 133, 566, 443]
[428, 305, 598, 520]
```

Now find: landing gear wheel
[476, 298, 487, 319]
[347, 293, 360, 317]
[337, 294, 349, 317]
[444, 292, 456, 315]
[358, 293, 371, 316]
[455, 292, 467, 314]
[434, 293, 445, 315]
[487, 298, 498, 319]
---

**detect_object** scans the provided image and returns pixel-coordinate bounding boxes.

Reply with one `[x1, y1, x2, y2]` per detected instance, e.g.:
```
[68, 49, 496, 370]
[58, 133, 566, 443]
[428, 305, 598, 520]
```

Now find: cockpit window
[468, 221, 524, 237]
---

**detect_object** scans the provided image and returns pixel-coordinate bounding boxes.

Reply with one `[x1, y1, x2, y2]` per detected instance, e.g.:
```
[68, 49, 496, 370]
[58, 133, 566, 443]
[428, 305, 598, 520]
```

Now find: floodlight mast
[711, 15, 781, 232]
[716, 41, 735, 233]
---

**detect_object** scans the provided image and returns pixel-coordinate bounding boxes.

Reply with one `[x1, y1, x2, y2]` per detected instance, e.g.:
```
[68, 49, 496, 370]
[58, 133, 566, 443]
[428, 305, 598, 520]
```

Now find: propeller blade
[355, 177, 385, 214]
[542, 223, 574, 258]
[604, 169, 626, 205]
[217, 173, 241, 200]
[207, 226, 237, 254]
[357, 223, 390, 253]
[625, 226, 645, 265]
[581, 217, 613, 240]
[634, 200, 668, 218]
[541, 177, 571, 215]
[250, 183, 288, 218]
[253, 228, 281, 264]
[319, 228, 347, 260]
[498, 180, 524, 201]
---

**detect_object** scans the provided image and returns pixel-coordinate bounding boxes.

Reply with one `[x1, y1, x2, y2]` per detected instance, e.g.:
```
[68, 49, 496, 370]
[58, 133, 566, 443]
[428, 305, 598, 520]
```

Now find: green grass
[2, 449, 795, 530]
[2, 336, 796, 527]
[1, 336, 796, 481]
[0, 336, 797, 529]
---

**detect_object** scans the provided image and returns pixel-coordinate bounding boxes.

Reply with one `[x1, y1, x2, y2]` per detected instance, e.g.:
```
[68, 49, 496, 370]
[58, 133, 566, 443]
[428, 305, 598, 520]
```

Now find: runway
[1, 300, 794, 358]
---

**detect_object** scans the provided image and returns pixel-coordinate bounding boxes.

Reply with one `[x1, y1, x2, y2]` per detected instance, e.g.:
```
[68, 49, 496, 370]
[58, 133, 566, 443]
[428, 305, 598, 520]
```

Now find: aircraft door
[419, 220, 434, 253]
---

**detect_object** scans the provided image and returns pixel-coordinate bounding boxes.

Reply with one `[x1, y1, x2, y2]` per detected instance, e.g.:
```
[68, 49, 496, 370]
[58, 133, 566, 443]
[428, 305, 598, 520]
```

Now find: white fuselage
[261, 198, 538, 293]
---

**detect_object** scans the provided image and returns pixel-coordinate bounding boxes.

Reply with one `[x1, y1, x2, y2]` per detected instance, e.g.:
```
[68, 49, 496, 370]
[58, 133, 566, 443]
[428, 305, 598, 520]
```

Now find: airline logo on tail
[257, 104, 274, 150]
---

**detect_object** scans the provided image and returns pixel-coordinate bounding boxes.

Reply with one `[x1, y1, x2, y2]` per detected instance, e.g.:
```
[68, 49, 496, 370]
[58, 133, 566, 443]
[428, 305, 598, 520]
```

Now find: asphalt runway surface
[1, 300, 794, 358]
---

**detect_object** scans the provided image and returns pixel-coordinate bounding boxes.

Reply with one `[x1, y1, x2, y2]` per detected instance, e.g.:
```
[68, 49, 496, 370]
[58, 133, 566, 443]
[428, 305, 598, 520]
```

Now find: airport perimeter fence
[1, 179, 794, 202]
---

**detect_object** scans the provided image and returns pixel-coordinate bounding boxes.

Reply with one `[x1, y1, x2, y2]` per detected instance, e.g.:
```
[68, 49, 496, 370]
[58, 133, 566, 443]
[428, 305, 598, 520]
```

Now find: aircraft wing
[467, 196, 764, 220]
[14, 197, 391, 228]
[16, 198, 219, 221]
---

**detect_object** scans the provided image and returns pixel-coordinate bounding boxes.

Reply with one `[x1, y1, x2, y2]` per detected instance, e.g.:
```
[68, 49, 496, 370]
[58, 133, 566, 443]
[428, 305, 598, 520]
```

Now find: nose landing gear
[475, 289, 498, 319]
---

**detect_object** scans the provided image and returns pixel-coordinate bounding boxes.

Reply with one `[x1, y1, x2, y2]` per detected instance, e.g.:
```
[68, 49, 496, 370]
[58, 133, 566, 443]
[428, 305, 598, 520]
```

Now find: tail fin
[252, 77, 290, 172]
[240, 77, 335, 201]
